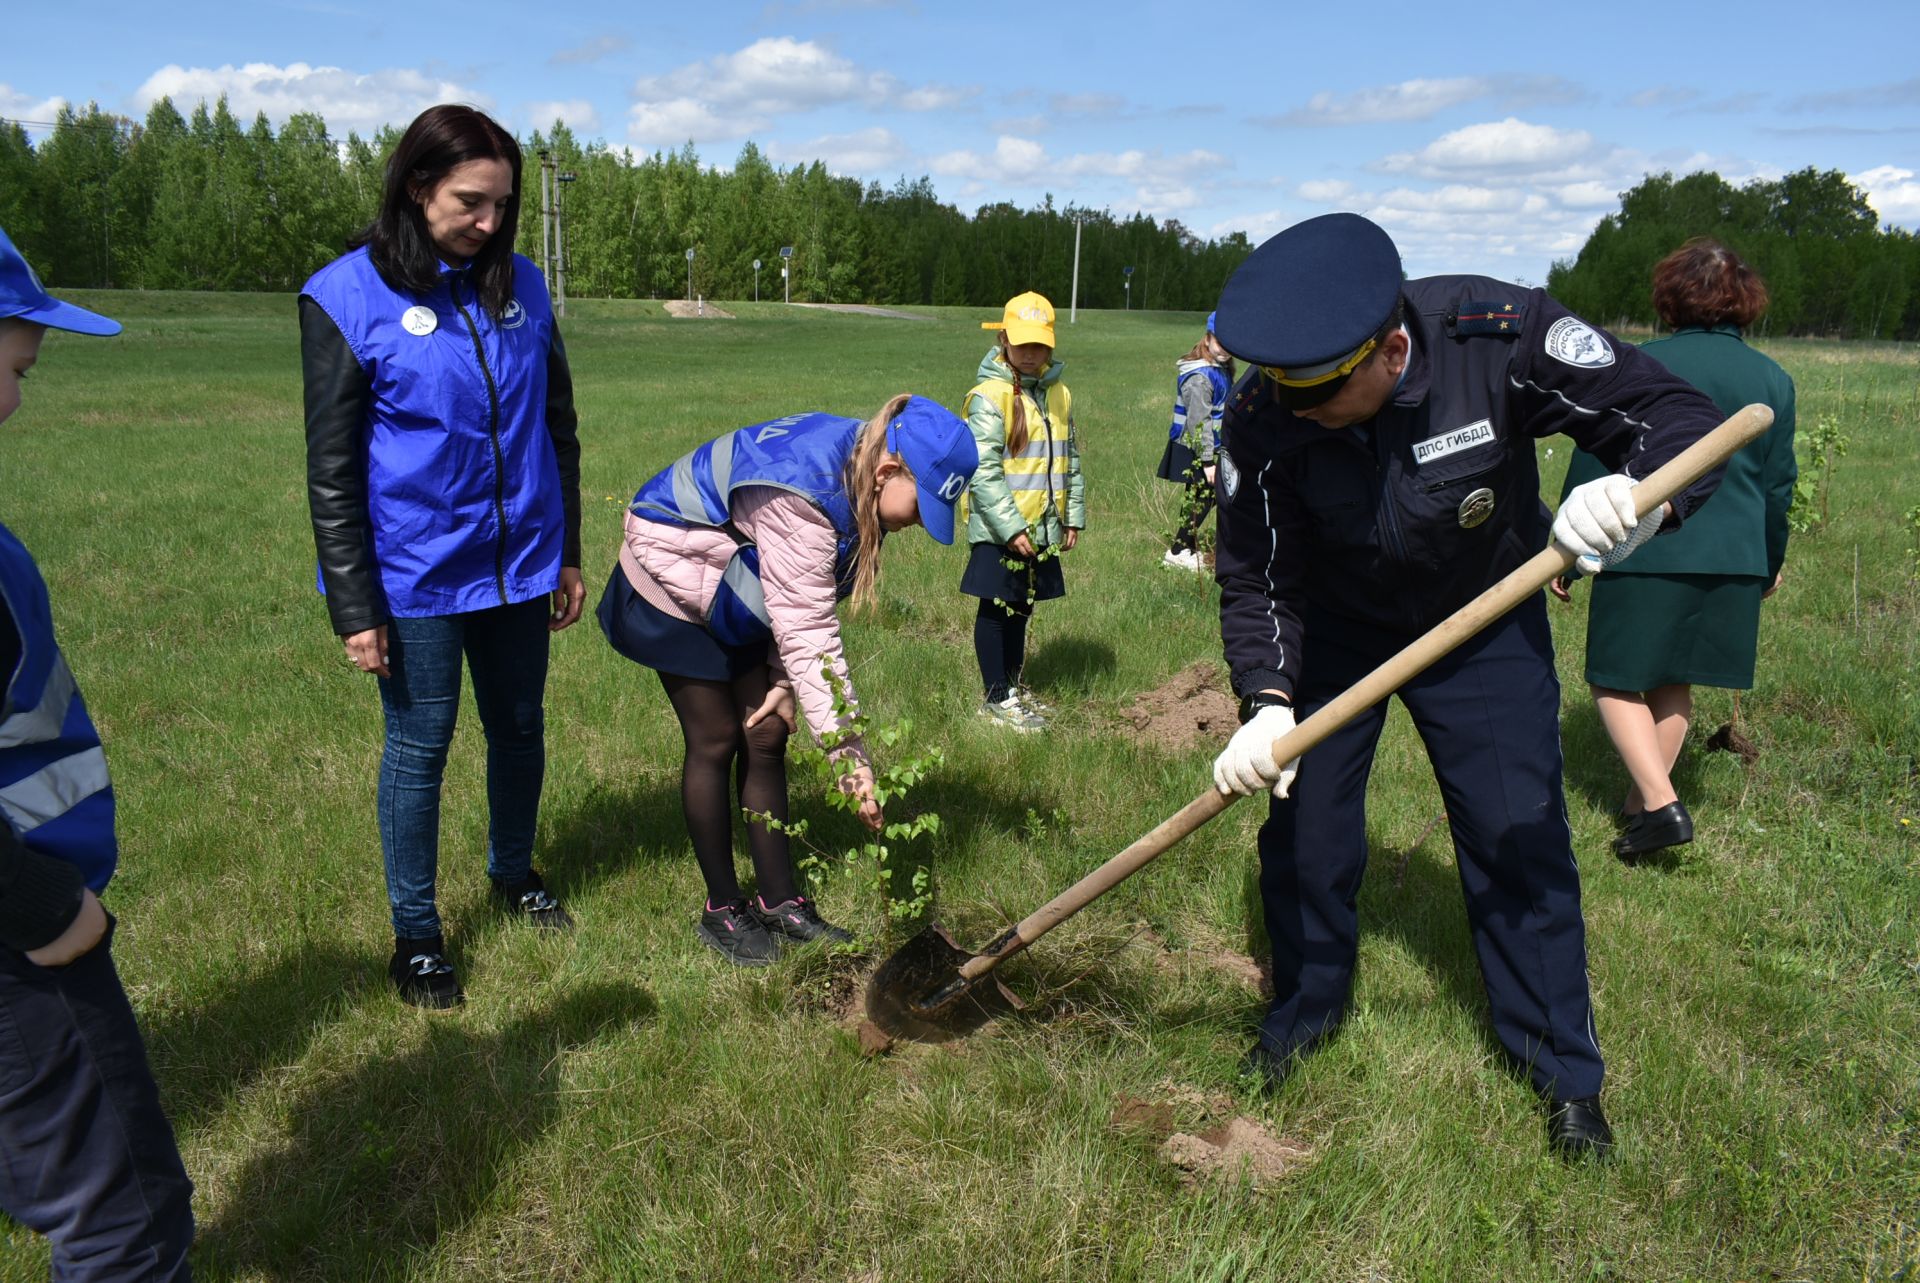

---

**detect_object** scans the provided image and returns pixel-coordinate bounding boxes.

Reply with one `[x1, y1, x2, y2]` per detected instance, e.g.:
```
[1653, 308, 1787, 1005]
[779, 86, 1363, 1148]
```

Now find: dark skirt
[1156, 437, 1199, 483]
[596, 565, 765, 682]
[959, 539, 1066, 606]
[1583, 571, 1765, 691]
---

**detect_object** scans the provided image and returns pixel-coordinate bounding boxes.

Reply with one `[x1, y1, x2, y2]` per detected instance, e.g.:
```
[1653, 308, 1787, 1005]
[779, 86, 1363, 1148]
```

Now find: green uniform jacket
[1562, 325, 1796, 578]
[962, 348, 1086, 547]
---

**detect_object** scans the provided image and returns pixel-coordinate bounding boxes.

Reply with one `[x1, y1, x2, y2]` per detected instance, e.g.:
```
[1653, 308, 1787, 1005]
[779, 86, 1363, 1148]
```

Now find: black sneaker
[390, 936, 464, 1010]
[492, 869, 575, 931]
[752, 895, 854, 945]
[697, 901, 780, 966]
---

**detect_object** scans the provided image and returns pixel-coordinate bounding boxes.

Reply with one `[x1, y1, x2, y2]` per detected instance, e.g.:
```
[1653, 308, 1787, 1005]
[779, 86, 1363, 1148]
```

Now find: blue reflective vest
[0, 523, 115, 891]
[1169, 363, 1231, 448]
[629, 413, 860, 646]
[301, 247, 565, 616]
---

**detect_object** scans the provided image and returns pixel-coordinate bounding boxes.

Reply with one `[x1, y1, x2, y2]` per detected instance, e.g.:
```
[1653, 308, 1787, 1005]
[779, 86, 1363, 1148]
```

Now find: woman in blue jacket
[300, 105, 584, 1008]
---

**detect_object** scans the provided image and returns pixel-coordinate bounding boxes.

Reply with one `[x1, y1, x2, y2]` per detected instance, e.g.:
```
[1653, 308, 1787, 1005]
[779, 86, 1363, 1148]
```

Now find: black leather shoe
[1613, 800, 1693, 859]
[1238, 1042, 1293, 1096]
[1546, 1096, 1615, 1161]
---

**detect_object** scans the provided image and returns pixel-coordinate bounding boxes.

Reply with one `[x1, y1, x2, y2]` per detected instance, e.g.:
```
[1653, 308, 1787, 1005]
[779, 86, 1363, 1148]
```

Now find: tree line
[0, 98, 1250, 311]
[1545, 168, 1920, 340]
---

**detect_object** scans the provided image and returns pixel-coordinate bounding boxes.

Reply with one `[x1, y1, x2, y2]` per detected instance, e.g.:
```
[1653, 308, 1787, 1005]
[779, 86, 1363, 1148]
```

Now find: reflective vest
[628, 413, 860, 646]
[0, 522, 115, 891]
[1170, 362, 1231, 447]
[300, 247, 565, 616]
[966, 378, 1074, 526]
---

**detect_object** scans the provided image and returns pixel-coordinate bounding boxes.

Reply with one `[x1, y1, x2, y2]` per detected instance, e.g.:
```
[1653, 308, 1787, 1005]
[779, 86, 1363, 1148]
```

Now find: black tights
[974, 598, 1032, 703]
[658, 669, 796, 908]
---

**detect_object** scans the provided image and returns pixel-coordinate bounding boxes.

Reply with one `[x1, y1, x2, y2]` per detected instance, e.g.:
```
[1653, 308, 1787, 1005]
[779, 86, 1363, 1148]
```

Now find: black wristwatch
[1238, 691, 1291, 725]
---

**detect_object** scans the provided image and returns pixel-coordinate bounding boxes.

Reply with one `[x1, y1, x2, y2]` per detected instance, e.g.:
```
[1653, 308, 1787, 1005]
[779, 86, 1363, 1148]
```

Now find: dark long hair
[351, 105, 523, 316]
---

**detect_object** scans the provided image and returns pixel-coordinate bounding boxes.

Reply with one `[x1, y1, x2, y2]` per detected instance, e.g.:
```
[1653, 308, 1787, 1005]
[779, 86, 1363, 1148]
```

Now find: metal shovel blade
[864, 923, 1024, 1043]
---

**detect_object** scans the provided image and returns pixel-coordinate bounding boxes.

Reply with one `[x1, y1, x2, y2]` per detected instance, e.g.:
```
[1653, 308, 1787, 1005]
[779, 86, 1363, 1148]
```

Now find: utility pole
[556, 170, 576, 318]
[1068, 216, 1082, 324]
[1123, 265, 1134, 310]
[753, 258, 761, 303]
[780, 245, 793, 304]
[536, 150, 553, 287]
[685, 247, 695, 301]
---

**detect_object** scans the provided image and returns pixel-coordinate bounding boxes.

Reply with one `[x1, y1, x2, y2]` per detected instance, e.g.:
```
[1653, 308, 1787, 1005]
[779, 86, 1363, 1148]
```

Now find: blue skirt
[959, 539, 1066, 605]
[596, 565, 765, 682]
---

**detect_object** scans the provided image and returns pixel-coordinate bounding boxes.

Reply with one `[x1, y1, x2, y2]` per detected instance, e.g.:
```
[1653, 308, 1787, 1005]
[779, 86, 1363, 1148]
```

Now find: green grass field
[2, 293, 1915, 1281]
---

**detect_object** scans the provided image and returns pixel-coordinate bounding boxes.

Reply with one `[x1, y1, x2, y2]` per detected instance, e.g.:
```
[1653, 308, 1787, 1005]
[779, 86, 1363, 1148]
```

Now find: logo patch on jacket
[1217, 449, 1240, 500]
[401, 306, 437, 336]
[1544, 317, 1614, 368]
[1413, 419, 1496, 466]
[501, 299, 527, 330]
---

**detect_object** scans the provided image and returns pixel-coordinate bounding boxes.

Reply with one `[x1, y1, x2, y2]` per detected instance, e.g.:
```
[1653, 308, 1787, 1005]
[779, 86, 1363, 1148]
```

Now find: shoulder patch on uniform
[1544, 316, 1615, 368]
[1217, 449, 1241, 500]
[1446, 301, 1524, 338]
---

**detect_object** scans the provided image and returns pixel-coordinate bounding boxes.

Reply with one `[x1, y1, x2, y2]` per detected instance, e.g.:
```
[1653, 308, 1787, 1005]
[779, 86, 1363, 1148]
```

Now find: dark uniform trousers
[0, 920, 194, 1281]
[1255, 594, 1604, 1102]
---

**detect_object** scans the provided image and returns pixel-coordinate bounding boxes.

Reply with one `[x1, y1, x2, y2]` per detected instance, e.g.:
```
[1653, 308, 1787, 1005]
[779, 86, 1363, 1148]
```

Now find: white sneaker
[1010, 683, 1054, 715]
[1162, 548, 1202, 571]
[978, 696, 1046, 732]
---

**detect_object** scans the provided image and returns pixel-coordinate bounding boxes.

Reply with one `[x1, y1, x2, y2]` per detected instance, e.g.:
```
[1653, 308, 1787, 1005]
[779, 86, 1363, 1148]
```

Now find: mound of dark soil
[1118, 661, 1239, 751]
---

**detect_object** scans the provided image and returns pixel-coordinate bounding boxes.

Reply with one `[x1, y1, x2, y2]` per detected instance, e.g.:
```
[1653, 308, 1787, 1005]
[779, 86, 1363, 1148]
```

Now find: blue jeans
[376, 598, 550, 940]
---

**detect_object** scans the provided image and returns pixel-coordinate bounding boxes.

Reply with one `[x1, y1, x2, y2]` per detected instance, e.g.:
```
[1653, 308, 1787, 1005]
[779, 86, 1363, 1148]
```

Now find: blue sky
[7, 0, 1919, 281]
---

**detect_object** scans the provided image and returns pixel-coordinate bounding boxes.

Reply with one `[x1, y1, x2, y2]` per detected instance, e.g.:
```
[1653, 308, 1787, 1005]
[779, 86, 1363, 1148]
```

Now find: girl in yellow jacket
[961, 292, 1085, 731]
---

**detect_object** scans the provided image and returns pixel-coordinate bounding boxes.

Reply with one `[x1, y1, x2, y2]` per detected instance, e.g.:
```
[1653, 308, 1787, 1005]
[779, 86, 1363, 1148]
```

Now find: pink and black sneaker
[697, 900, 779, 966]
[751, 895, 854, 946]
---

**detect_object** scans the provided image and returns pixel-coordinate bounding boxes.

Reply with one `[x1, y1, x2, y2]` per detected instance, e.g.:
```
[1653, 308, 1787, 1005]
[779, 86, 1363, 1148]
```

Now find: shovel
[866, 405, 1775, 1042]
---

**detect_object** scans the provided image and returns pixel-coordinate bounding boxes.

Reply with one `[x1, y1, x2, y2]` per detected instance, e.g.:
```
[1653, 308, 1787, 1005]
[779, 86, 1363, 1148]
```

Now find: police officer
[1206, 212, 1725, 1160]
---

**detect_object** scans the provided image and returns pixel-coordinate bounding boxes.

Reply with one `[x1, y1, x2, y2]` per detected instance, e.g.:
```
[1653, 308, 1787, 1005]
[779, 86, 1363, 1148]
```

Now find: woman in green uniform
[1554, 238, 1796, 859]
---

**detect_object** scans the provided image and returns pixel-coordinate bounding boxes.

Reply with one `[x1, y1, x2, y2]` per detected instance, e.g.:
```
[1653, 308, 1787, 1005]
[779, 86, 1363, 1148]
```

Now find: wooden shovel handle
[958, 404, 1773, 982]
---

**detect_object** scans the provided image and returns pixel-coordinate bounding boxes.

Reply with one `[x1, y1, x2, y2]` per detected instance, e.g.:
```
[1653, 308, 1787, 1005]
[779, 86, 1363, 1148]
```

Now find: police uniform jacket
[1215, 275, 1725, 701]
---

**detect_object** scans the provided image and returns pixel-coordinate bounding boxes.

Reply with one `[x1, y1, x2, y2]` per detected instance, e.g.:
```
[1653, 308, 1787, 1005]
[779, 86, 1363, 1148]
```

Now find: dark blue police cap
[1213, 212, 1402, 410]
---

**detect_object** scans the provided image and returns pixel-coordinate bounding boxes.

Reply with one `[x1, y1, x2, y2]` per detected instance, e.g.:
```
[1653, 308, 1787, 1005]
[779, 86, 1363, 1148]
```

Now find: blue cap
[1205, 310, 1217, 335]
[1213, 213, 1401, 410]
[0, 228, 120, 336]
[885, 395, 978, 545]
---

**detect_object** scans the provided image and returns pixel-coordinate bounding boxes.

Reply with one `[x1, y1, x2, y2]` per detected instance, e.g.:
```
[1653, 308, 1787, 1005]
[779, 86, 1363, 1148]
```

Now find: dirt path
[789, 303, 933, 321]
[662, 299, 735, 319]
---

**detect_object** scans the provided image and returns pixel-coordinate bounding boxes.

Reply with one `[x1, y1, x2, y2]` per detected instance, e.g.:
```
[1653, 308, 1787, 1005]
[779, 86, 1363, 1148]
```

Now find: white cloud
[990, 113, 1049, 136]
[0, 84, 70, 127]
[1297, 179, 1354, 202]
[1260, 76, 1581, 127]
[1378, 118, 1596, 178]
[768, 127, 909, 175]
[1854, 164, 1920, 227]
[1624, 86, 1697, 110]
[132, 62, 486, 136]
[626, 36, 972, 146]
[527, 99, 600, 133]
[929, 136, 1225, 212]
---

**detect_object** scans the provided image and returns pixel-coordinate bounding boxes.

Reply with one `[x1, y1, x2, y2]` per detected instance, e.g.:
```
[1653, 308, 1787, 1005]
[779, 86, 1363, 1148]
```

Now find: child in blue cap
[1156, 311, 1235, 571]
[0, 228, 196, 1276]
[601, 394, 977, 964]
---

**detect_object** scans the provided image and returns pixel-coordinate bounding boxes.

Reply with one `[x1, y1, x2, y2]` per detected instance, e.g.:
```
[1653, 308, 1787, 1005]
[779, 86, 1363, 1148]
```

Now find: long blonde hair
[995, 337, 1031, 457]
[840, 393, 914, 613]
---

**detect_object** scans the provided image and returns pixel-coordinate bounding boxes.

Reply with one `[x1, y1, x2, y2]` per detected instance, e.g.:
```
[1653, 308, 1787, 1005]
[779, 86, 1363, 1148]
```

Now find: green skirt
[1583, 571, 1766, 691]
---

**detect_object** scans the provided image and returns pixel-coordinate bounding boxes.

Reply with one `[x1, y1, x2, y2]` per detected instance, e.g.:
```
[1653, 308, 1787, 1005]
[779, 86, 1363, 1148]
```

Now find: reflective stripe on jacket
[0, 523, 114, 891]
[963, 348, 1083, 546]
[628, 412, 860, 646]
[1170, 360, 1230, 451]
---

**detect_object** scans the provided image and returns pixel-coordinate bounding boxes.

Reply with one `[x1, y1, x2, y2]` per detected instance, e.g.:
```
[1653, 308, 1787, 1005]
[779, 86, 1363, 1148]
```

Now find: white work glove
[1213, 703, 1300, 799]
[1552, 475, 1657, 575]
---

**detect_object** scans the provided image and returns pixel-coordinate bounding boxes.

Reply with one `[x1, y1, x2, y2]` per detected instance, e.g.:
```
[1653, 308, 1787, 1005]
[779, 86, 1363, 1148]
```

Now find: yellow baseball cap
[982, 291, 1056, 347]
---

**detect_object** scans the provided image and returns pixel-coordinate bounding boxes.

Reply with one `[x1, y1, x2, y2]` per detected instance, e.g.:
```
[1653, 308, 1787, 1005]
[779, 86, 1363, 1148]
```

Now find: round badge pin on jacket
[402, 305, 437, 336]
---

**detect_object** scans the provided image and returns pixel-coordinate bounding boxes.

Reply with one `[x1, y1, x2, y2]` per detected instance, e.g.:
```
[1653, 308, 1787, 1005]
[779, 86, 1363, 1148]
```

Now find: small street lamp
[685, 247, 695, 302]
[753, 258, 762, 303]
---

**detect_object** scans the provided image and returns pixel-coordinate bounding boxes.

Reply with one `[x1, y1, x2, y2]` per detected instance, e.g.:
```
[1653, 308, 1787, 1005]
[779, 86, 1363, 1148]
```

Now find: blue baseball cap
[0, 228, 120, 336]
[885, 395, 978, 545]
[1206, 310, 1217, 334]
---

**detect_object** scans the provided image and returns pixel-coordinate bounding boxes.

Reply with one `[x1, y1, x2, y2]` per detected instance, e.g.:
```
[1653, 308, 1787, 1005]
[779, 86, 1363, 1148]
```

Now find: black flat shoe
[1546, 1096, 1615, 1161]
[1238, 1042, 1294, 1097]
[1613, 800, 1693, 859]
